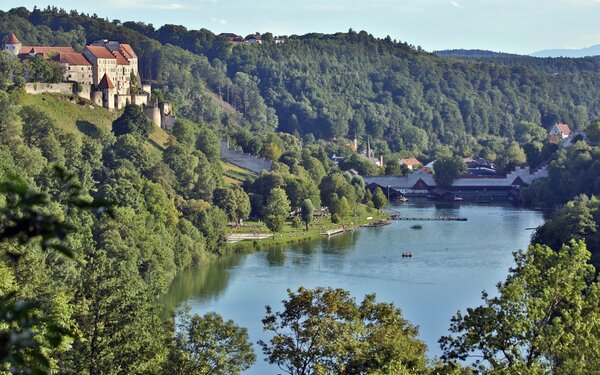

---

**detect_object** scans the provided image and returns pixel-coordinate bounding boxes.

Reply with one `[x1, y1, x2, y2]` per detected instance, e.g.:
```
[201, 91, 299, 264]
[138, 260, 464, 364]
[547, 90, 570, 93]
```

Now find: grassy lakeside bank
[227, 204, 389, 252]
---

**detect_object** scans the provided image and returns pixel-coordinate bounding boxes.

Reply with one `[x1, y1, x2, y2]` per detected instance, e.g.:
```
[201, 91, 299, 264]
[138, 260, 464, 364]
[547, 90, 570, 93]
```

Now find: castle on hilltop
[3, 33, 175, 128]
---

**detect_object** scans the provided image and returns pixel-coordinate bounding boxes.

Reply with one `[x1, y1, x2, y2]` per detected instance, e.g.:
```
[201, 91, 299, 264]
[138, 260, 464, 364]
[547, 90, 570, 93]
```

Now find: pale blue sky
[4, 0, 600, 54]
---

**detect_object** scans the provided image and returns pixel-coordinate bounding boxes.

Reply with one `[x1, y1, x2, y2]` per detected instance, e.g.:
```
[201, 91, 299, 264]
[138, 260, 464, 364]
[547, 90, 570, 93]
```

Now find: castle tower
[4, 33, 22, 56]
[97, 73, 116, 110]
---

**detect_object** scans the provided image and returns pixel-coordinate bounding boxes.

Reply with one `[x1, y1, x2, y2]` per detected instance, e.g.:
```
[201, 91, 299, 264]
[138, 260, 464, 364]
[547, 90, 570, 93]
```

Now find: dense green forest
[435, 49, 600, 74]
[3, 6, 600, 161]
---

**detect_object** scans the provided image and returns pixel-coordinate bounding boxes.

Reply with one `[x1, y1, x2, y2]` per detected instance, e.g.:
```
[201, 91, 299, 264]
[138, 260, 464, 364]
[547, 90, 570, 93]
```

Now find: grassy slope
[20, 93, 171, 150]
[20, 93, 116, 138]
[221, 161, 256, 185]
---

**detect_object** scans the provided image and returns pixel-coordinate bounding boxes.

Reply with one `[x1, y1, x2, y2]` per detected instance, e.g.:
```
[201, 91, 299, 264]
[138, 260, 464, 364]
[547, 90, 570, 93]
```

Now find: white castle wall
[25, 82, 92, 101]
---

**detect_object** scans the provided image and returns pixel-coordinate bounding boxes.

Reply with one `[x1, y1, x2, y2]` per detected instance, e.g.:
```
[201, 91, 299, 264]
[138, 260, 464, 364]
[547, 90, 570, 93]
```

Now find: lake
[163, 201, 545, 374]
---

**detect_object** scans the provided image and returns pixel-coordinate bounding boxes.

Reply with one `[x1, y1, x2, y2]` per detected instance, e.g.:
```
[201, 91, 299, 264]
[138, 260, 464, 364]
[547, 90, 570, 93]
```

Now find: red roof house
[549, 123, 571, 143]
[400, 157, 422, 170]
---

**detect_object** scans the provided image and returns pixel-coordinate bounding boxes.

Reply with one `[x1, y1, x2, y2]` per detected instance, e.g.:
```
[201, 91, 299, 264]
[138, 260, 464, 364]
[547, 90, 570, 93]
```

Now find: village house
[219, 33, 245, 43]
[274, 35, 288, 44]
[548, 123, 571, 143]
[245, 34, 262, 44]
[463, 157, 496, 176]
[399, 157, 422, 171]
[219, 32, 287, 44]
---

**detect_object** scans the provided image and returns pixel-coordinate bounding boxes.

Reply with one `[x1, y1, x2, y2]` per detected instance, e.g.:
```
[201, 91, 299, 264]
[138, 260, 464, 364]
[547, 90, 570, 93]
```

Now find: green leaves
[372, 187, 388, 210]
[259, 287, 427, 375]
[112, 104, 153, 139]
[0, 167, 113, 259]
[167, 309, 255, 374]
[433, 156, 467, 187]
[264, 187, 291, 234]
[300, 199, 314, 231]
[440, 241, 600, 374]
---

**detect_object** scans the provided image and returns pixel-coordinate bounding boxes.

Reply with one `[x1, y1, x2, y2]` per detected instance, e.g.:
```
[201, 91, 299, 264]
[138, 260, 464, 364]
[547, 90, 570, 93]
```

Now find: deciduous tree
[265, 187, 291, 235]
[433, 156, 467, 187]
[259, 287, 427, 375]
[112, 104, 153, 139]
[440, 241, 600, 374]
[372, 187, 388, 210]
[166, 309, 255, 375]
[300, 199, 314, 231]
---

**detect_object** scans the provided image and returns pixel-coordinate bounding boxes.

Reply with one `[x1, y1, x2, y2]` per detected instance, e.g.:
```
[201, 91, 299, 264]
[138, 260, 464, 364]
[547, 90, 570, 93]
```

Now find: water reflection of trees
[267, 234, 361, 267]
[322, 231, 359, 254]
[160, 254, 244, 314]
[266, 245, 287, 266]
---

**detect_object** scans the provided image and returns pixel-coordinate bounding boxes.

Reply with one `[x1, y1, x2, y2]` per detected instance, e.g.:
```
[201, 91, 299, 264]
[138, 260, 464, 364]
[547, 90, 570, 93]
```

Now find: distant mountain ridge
[433, 48, 600, 75]
[434, 49, 522, 58]
[531, 44, 600, 58]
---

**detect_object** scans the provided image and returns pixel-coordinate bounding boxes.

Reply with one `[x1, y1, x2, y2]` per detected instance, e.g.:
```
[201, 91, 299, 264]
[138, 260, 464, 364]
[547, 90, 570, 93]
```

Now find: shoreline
[226, 206, 389, 253]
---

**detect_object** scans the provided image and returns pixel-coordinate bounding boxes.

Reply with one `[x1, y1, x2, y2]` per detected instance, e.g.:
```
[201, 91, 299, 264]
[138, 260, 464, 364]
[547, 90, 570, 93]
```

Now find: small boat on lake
[401, 252, 413, 258]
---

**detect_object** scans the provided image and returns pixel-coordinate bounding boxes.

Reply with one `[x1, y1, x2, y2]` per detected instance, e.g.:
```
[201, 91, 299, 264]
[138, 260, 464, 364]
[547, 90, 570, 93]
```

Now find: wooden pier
[389, 215, 467, 222]
[321, 228, 345, 237]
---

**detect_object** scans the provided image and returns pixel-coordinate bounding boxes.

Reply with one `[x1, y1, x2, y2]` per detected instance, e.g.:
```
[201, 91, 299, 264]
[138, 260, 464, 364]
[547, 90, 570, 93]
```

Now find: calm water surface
[163, 201, 544, 374]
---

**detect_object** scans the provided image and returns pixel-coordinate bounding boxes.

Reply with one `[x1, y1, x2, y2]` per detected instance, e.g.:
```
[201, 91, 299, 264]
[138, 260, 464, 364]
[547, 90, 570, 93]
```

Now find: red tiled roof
[54, 53, 91, 66]
[97, 74, 115, 90]
[7, 33, 20, 44]
[112, 50, 129, 65]
[22, 46, 76, 54]
[120, 43, 137, 59]
[556, 123, 571, 135]
[400, 158, 422, 166]
[85, 45, 116, 59]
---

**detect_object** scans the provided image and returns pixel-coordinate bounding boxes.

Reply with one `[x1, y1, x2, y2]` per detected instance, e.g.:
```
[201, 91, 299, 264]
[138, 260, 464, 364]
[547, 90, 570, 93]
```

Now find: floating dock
[389, 215, 467, 221]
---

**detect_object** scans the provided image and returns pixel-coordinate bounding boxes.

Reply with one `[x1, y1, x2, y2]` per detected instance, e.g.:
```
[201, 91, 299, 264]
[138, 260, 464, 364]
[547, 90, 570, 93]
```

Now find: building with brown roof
[96, 73, 117, 109]
[53, 53, 93, 84]
[548, 123, 571, 143]
[4, 33, 22, 56]
[20, 46, 76, 59]
[4, 33, 150, 112]
[85, 40, 139, 96]
[399, 157, 422, 170]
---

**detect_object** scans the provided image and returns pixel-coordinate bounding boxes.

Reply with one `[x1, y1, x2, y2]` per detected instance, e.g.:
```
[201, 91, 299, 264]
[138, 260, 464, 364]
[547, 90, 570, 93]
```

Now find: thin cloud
[107, 0, 191, 9]
[210, 17, 228, 25]
[154, 3, 185, 9]
[449, 0, 460, 7]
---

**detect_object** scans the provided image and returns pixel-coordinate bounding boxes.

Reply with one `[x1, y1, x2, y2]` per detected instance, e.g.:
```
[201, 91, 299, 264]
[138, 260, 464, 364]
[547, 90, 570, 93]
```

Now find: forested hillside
[128, 25, 600, 154]
[3, 6, 600, 160]
[0, 75, 248, 370]
[436, 49, 600, 74]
